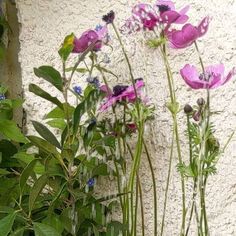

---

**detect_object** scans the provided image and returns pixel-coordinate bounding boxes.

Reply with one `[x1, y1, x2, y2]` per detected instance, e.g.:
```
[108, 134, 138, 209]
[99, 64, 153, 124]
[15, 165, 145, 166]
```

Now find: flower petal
[197, 16, 210, 37]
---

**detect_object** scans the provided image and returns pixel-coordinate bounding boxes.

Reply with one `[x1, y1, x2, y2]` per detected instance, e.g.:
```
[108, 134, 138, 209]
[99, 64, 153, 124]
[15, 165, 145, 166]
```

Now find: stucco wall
[15, 0, 236, 235]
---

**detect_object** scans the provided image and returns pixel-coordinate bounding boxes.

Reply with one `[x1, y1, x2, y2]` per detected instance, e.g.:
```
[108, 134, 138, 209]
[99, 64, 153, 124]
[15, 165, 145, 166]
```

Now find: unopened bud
[197, 98, 205, 107]
[193, 111, 201, 121]
[184, 104, 193, 114]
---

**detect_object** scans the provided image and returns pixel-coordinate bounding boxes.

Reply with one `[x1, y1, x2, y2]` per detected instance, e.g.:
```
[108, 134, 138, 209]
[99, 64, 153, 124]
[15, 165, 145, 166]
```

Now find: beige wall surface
[15, 0, 236, 235]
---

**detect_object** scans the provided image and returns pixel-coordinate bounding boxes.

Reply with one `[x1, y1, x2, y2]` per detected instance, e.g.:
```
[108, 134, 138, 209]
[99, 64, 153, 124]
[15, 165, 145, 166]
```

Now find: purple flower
[73, 25, 108, 53]
[180, 64, 236, 89]
[73, 86, 82, 95]
[0, 94, 5, 100]
[99, 79, 146, 112]
[102, 10, 115, 24]
[87, 76, 100, 88]
[167, 17, 210, 49]
[87, 178, 95, 187]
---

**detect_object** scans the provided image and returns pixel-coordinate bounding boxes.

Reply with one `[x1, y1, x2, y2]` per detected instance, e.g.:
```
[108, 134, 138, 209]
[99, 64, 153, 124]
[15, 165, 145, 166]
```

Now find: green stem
[143, 140, 158, 236]
[194, 41, 210, 235]
[161, 44, 186, 235]
[138, 176, 145, 236]
[160, 130, 174, 236]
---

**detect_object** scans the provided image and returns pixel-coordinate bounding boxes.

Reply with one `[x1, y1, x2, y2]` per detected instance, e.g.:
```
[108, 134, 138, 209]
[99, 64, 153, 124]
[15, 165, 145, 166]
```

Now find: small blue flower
[87, 178, 95, 187]
[86, 76, 100, 88]
[95, 24, 103, 32]
[0, 94, 5, 100]
[73, 86, 82, 95]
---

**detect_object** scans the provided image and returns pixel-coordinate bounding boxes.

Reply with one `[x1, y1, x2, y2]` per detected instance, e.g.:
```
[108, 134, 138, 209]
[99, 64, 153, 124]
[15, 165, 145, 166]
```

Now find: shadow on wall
[1, 0, 24, 127]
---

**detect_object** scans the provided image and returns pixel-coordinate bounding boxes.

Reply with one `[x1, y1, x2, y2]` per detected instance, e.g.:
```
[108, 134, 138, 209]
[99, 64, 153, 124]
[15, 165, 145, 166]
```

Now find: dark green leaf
[33, 222, 61, 236]
[32, 121, 61, 149]
[34, 66, 63, 91]
[19, 159, 38, 193]
[29, 174, 48, 213]
[29, 84, 64, 110]
[0, 212, 16, 236]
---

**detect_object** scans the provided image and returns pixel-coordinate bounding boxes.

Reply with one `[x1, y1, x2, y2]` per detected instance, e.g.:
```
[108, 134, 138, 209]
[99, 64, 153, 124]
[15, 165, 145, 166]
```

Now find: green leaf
[0, 169, 10, 175]
[46, 119, 66, 130]
[32, 121, 61, 149]
[0, 120, 27, 143]
[45, 104, 74, 119]
[43, 215, 64, 234]
[10, 227, 25, 236]
[29, 84, 64, 110]
[94, 64, 118, 78]
[27, 135, 59, 155]
[146, 37, 166, 48]
[73, 89, 101, 133]
[29, 174, 48, 214]
[0, 212, 16, 236]
[58, 33, 75, 62]
[19, 159, 38, 193]
[33, 222, 61, 236]
[106, 221, 128, 236]
[34, 66, 63, 91]
[92, 163, 112, 177]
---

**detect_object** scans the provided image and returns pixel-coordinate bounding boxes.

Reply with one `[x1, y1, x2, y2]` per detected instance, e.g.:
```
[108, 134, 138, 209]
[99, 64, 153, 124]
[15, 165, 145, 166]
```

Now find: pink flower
[180, 64, 236, 89]
[99, 80, 145, 112]
[122, 1, 189, 34]
[73, 25, 108, 53]
[132, 3, 159, 31]
[156, 0, 189, 26]
[167, 17, 210, 49]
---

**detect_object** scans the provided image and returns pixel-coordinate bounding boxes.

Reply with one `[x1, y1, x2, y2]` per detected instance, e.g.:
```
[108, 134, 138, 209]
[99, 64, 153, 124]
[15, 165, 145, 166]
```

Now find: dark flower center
[113, 85, 128, 96]
[199, 72, 212, 81]
[102, 10, 115, 24]
[157, 4, 171, 13]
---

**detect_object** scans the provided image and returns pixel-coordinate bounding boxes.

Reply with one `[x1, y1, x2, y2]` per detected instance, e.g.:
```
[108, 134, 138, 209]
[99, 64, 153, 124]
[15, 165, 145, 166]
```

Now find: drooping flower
[99, 79, 145, 112]
[87, 178, 95, 187]
[102, 10, 115, 24]
[73, 85, 82, 95]
[180, 64, 236, 89]
[167, 17, 210, 49]
[73, 24, 108, 53]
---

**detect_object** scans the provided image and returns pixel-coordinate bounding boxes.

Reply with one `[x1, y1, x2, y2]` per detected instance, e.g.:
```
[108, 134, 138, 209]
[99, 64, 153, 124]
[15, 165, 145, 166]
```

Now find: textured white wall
[16, 0, 236, 235]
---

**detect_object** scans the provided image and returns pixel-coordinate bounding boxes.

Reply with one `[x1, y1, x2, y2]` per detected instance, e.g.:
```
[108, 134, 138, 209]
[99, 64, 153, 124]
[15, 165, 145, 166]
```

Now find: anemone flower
[122, 1, 189, 34]
[167, 16, 210, 49]
[156, 0, 189, 26]
[99, 80, 145, 112]
[73, 25, 108, 53]
[180, 64, 236, 89]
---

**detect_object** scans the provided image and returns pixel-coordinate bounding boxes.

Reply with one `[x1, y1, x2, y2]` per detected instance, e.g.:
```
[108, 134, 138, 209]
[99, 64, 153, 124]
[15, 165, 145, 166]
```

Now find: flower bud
[184, 104, 193, 114]
[197, 98, 205, 107]
[192, 111, 201, 121]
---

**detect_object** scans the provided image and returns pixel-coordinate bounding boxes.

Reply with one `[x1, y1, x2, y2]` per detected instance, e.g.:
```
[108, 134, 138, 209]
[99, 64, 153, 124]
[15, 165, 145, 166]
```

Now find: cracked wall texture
[15, 0, 236, 235]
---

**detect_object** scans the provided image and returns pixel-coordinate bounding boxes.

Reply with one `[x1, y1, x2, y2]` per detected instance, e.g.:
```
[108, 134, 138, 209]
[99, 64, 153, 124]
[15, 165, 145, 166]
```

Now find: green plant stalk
[161, 44, 186, 235]
[127, 143, 145, 236]
[194, 41, 210, 235]
[111, 22, 144, 235]
[143, 140, 158, 236]
[160, 130, 174, 236]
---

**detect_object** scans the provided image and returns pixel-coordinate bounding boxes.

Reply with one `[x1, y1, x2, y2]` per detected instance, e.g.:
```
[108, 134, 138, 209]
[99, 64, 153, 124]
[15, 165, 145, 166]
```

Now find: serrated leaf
[34, 66, 63, 91]
[29, 84, 64, 110]
[0, 120, 27, 143]
[0, 212, 16, 236]
[32, 121, 61, 149]
[33, 222, 61, 236]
